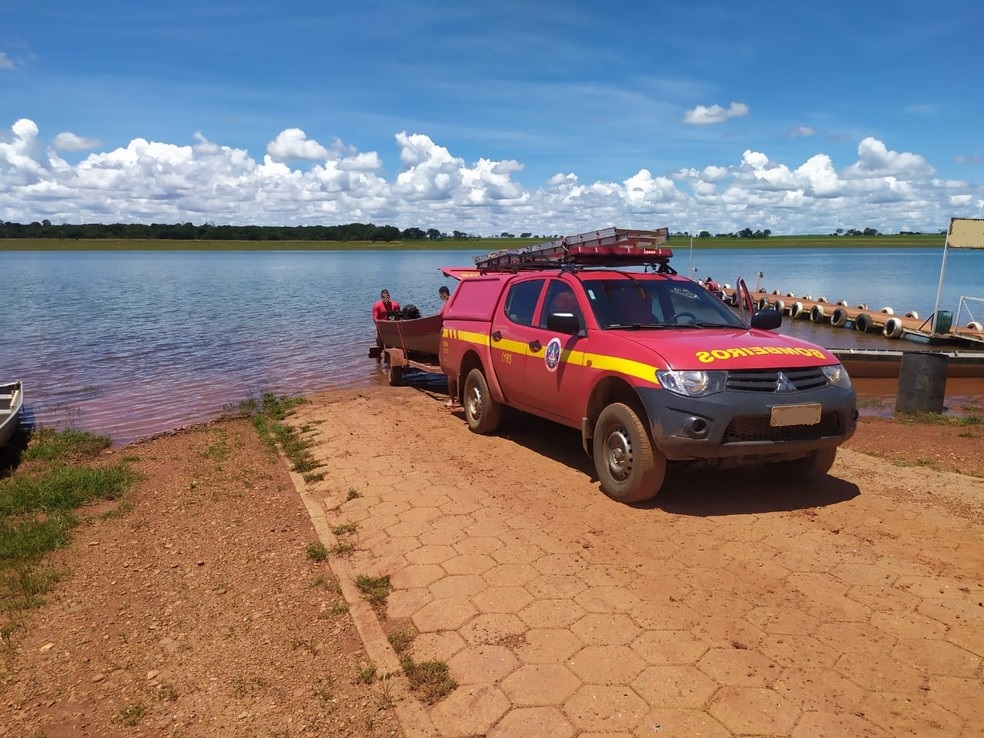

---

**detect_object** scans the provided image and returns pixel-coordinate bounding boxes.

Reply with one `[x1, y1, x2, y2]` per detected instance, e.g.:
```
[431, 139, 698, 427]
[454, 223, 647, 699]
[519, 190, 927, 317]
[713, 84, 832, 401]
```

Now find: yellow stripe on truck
[443, 328, 659, 386]
[583, 352, 659, 385]
[442, 328, 489, 345]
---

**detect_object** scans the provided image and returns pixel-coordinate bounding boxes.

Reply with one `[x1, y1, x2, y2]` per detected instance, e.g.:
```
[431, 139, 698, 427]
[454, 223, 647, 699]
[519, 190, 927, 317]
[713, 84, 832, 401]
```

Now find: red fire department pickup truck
[438, 227, 858, 503]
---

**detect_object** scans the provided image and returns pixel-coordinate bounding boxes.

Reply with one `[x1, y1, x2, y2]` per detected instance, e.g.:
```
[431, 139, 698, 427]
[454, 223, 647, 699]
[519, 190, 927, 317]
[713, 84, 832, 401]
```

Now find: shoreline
[0, 233, 947, 252]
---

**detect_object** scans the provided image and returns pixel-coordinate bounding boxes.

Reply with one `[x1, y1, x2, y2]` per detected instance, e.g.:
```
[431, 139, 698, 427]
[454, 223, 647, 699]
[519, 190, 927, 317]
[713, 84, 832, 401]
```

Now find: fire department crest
[544, 337, 562, 372]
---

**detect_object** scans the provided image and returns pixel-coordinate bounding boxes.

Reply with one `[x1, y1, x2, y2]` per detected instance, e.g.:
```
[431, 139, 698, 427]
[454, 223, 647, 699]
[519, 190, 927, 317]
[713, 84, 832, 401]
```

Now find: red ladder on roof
[474, 227, 673, 271]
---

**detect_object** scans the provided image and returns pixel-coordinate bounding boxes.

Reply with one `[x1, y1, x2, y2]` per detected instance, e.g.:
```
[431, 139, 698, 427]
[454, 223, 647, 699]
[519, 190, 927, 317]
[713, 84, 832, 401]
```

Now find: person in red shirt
[372, 289, 400, 322]
[372, 289, 400, 361]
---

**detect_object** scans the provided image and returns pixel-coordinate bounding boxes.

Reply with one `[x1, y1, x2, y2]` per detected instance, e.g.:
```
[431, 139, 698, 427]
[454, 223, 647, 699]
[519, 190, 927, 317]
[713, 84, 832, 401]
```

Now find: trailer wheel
[387, 363, 403, 386]
[463, 368, 501, 434]
[592, 403, 665, 503]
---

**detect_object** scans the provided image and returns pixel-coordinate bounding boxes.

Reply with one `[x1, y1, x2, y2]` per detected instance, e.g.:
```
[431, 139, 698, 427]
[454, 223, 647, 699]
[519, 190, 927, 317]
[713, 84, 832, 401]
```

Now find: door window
[540, 280, 582, 330]
[503, 279, 545, 326]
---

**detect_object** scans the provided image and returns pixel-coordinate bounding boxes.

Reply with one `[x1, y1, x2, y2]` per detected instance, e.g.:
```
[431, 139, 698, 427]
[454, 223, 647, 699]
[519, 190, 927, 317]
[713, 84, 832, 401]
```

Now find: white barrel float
[817, 296, 828, 303]
[809, 304, 826, 322]
[790, 301, 805, 319]
[880, 306, 895, 315]
[757, 297, 770, 310]
[856, 303, 868, 310]
[883, 317, 904, 339]
[785, 291, 796, 298]
[968, 321, 983, 330]
[854, 313, 874, 332]
[896, 352, 947, 414]
[772, 298, 785, 313]
[837, 300, 848, 306]
[905, 311, 919, 319]
[830, 307, 849, 327]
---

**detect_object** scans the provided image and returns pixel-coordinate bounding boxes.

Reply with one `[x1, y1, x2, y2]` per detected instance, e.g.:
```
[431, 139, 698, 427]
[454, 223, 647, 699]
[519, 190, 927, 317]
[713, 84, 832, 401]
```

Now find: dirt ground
[1, 381, 982, 737]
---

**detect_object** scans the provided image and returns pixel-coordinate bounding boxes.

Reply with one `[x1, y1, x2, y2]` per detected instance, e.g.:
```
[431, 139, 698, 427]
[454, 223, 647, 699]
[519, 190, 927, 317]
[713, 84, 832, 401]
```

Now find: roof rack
[474, 227, 673, 272]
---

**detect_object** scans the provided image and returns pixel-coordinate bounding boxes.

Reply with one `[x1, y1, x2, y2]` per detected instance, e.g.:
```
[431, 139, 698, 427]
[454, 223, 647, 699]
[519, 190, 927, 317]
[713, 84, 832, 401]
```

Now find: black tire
[592, 403, 666, 503]
[387, 363, 403, 386]
[780, 447, 837, 481]
[462, 368, 501, 434]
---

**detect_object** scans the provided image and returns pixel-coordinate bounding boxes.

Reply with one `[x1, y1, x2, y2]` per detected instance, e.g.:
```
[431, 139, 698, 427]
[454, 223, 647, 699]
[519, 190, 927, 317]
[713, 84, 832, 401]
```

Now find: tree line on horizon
[0, 220, 933, 241]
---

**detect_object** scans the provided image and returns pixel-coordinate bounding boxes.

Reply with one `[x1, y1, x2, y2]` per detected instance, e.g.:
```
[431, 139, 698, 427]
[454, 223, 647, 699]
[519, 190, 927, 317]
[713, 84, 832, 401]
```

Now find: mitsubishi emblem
[775, 371, 795, 393]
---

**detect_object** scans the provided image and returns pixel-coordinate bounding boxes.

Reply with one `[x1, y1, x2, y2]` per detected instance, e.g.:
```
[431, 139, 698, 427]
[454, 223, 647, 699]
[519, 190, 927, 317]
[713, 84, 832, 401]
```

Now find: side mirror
[751, 308, 782, 330]
[546, 312, 581, 335]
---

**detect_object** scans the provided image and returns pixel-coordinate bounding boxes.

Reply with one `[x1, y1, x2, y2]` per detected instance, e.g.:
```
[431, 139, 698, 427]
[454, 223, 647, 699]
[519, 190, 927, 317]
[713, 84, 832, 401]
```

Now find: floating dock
[720, 287, 984, 349]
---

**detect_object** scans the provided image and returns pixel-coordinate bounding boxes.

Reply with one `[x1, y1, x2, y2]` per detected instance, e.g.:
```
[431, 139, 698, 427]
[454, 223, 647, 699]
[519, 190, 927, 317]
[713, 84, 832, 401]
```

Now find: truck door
[522, 279, 588, 424]
[490, 277, 546, 407]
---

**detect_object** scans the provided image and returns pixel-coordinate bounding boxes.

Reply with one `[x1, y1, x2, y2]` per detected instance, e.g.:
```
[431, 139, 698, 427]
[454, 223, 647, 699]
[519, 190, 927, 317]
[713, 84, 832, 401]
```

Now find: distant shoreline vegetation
[0, 220, 946, 251]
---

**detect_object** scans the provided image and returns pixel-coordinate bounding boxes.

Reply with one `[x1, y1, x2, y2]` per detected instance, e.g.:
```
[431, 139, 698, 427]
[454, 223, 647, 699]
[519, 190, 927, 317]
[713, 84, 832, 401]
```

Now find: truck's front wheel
[463, 368, 501, 434]
[593, 403, 665, 503]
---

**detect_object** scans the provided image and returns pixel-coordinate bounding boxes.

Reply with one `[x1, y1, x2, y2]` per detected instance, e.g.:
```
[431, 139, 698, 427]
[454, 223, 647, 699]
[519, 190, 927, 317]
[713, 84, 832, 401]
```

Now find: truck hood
[612, 327, 839, 371]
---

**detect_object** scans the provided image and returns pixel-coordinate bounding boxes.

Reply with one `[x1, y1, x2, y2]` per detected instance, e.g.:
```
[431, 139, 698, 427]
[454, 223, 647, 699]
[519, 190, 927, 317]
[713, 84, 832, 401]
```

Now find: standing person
[372, 289, 400, 321]
[372, 289, 400, 361]
[438, 284, 459, 409]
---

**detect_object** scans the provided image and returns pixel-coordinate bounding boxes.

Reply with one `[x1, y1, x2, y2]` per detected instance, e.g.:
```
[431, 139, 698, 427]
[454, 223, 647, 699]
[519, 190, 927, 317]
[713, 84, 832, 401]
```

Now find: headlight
[656, 369, 727, 397]
[822, 363, 853, 388]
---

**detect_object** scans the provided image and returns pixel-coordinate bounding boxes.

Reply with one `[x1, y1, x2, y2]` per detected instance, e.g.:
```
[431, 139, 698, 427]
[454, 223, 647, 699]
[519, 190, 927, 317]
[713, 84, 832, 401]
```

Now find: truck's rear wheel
[593, 403, 665, 503]
[463, 368, 501, 434]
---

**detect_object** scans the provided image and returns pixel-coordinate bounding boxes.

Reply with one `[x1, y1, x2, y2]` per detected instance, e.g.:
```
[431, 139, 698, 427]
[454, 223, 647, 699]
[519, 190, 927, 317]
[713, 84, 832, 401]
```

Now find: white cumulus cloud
[1, 118, 979, 236]
[844, 137, 935, 179]
[683, 101, 749, 125]
[53, 132, 102, 151]
[266, 128, 331, 162]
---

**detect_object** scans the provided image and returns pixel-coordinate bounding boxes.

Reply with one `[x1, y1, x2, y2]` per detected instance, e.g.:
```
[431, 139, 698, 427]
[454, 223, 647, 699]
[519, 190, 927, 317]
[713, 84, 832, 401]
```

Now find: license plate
[770, 403, 821, 427]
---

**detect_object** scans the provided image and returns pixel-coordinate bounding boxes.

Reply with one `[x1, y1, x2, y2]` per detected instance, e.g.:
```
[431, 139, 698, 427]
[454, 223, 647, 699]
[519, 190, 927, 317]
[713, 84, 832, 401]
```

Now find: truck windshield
[581, 278, 746, 329]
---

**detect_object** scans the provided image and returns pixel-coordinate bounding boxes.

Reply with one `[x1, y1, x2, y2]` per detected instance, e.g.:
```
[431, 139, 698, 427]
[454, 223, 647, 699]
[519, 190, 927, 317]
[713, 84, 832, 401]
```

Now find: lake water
[2, 246, 981, 446]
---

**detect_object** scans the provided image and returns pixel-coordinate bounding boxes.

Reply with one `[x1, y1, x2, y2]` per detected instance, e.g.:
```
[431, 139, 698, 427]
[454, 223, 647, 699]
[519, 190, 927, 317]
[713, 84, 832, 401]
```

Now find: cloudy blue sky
[2, 0, 982, 236]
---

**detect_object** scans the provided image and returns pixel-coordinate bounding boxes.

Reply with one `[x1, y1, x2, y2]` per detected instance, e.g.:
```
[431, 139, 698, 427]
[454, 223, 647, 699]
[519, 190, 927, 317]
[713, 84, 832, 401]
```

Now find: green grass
[387, 627, 416, 654]
[115, 702, 147, 727]
[330, 521, 358, 536]
[236, 393, 321, 475]
[0, 429, 137, 640]
[356, 662, 378, 684]
[306, 542, 328, 562]
[21, 427, 111, 464]
[896, 410, 984, 426]
[399, 655, 457, 703]
[354, 574, 392, 608]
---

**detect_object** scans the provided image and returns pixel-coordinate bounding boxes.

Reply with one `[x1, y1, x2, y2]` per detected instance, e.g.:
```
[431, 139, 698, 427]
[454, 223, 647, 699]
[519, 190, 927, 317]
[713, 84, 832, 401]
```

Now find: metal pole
[930, 219, 952, 333]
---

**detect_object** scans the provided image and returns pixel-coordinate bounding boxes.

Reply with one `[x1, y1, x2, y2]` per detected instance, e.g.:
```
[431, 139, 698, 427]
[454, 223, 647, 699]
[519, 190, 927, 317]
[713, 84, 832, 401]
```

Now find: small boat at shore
[0, 380, 24, 447]
[374, 313, 443, 358]
[372, 313, 445, 385]
[830, 349, 984, 379]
